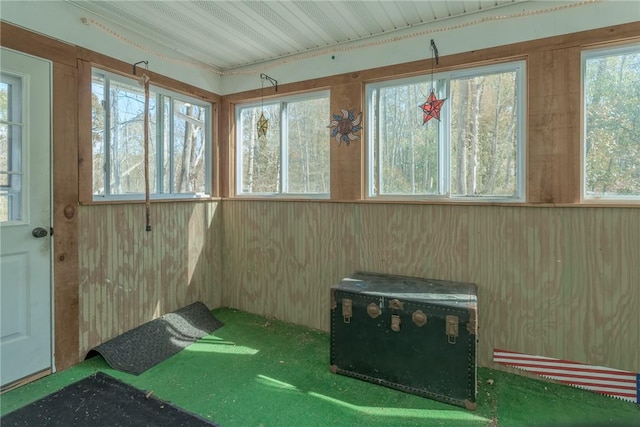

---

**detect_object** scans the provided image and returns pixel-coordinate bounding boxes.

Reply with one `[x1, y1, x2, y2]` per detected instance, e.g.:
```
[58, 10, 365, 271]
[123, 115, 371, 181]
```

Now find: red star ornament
[419, 90, 446, 124]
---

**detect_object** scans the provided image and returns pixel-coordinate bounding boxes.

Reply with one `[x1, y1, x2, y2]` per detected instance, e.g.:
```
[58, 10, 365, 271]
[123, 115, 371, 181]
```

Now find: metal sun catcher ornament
[329, 109, 362, 146]
[257, 112, 268, 138]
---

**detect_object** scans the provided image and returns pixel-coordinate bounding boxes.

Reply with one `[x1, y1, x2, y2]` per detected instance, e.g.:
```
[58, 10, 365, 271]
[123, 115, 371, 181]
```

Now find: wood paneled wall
[78, 202, 223, 358]
[222, 200, 640, 372]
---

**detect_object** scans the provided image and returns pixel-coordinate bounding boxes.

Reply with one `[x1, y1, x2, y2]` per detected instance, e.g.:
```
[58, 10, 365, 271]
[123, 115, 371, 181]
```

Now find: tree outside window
[367, 61, 525, 201]
[92, 70, 212, 200]
[583, 43, 640, 200]
[236, 91, 330, 197]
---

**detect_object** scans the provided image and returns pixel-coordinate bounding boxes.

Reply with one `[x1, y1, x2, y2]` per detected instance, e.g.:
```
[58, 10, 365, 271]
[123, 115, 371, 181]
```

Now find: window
[0, 73, 22, 221]
[583, 43, 640, 200]
[367, 61, 525, 201]
[236, 91, 330, 196]
[92, 69, 212, 200]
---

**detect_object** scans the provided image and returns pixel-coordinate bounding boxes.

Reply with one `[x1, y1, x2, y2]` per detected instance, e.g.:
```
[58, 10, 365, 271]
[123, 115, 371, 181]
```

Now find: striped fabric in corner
[493, 348, 639, 404]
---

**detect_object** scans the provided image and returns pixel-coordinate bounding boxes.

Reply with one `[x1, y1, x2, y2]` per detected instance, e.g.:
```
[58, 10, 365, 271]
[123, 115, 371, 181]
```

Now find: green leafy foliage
[238, 94, 330, 195]
[585, 47, 640, 198]
[370, 64, 521, 199]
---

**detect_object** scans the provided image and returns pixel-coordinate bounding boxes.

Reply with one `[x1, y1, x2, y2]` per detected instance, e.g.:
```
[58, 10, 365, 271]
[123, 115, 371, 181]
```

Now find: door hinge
[50, 227, 54, 236]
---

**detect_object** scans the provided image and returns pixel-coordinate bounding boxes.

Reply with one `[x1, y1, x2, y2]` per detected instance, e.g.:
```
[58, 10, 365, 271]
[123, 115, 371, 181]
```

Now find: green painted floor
[1, 308, 639, 426]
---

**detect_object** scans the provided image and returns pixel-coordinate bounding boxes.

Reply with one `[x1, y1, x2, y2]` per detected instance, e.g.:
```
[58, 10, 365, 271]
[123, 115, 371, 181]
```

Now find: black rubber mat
[86, 302, 224, 375]
[0, 372, 219, 426]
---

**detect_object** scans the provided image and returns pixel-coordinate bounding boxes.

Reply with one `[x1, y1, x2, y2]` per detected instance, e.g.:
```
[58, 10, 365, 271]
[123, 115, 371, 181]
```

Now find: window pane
[0, 75, 22, 221]
[585, 47, 640, 198]
[373, 81, 440, 195]
[286, 97, 330, 193]
[0, 81, 8, 122]
[91, 78, 105, 195]
[368, 63, 523, 201]
[1, 123, 8, 184]
[239, 103, 281, 193]
[450, 70, 518, 197]
[173, 99, 207, 194]
[161, 96, 171, 193]
[1, 77, 21, 123]
[0, 82, 11, 187]
[92, 70, 212, 199]
[0, 193, 8, 222]
[0, 123, 20, 190]
[107, 79, 157, 195]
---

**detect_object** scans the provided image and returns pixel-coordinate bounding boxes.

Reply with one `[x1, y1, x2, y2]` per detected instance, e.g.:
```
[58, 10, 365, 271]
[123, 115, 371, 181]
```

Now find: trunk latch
[342, 298, 352, 323]
[446, 315, 459, 344]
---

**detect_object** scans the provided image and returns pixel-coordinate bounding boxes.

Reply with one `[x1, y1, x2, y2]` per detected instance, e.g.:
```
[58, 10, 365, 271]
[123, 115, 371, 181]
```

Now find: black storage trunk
[330, 271, 478, 410]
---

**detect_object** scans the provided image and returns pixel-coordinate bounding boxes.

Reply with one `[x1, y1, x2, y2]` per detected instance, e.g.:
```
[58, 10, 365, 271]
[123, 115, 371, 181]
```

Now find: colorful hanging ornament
[257, 112, 268, 138]
[419, 91, 446, 123]
[420, 39, 446, 124]
[328, 109, 362, 146]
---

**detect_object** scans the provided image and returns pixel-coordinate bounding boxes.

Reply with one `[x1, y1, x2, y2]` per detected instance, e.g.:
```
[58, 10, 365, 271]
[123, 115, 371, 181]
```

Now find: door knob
[32, 227, 48, 238]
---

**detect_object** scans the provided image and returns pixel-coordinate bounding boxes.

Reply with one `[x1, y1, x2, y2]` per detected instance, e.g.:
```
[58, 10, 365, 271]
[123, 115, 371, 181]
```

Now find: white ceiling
[66, 1, 529, 72]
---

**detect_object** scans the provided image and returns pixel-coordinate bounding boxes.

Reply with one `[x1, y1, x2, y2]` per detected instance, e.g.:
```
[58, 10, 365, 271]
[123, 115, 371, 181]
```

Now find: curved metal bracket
[260, 73, 278, 92]
[133, 60, 149, 75]
[430, 39, 439, 65]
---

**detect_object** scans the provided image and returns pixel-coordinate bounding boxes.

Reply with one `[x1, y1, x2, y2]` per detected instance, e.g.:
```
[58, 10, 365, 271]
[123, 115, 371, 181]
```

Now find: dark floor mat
[86, 302, 224, 375]
[0, 372, 219, 426]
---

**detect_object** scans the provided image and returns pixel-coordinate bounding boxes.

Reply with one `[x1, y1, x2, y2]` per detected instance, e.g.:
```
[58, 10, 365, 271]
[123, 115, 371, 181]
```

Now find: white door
[0, 48, 52, 387]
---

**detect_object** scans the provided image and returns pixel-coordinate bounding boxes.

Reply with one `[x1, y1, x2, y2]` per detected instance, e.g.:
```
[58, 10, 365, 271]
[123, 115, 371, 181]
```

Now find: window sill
[221, 197, 640, 208]
[80, 196, 222, 206]
[561, 200, 640, 208]
[233, 194, 330, 201]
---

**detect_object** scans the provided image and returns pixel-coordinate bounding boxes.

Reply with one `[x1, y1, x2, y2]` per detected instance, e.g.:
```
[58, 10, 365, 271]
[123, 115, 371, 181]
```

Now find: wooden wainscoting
[78, 201, 223, 358]
[222, 200, 639, 372]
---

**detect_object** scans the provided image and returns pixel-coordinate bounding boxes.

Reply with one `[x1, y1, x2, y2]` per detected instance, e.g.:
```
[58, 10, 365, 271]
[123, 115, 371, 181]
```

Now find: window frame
[365, 60, 527, 203]
[91, 68, 212, 202]
[581, 42, 640, 203]
[0, 72, 25, 222]
[235, 90, 331, 199]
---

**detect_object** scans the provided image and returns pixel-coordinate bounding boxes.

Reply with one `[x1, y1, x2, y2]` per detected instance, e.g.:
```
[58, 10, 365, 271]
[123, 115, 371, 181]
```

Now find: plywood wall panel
[474, 206, 610, 368]
[78, 202, 222, 358]
[357, 204, 471, 282]
[282, 202, 360, 329]
[561, 208, 640, 371]
[222, 201, 360, 330]
[222, 200, 639, 372]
